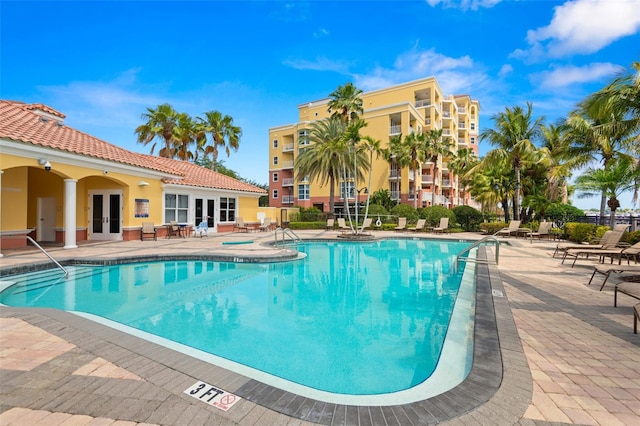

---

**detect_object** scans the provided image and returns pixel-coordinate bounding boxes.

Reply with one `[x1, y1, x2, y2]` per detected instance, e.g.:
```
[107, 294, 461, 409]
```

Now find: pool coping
[0, 246, 532, 424]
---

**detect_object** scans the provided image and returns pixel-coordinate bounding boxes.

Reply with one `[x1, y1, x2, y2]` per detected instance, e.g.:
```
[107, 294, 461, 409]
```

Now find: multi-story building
[268, 77, 480, 214]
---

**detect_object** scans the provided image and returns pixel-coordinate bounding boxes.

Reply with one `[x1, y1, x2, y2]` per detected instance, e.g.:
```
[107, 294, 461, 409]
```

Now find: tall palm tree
[424, 129, 452, 207]
[449, 147, 479, 206]
[480, 103, 544, 220]
[196, 110, 242, 171]
[386, 132, 426, 208]
[328, 82, 363, 124]
[538, 123, 577, 204]
[295, 117, 349, 215]
[172, 112, 197, 161]
[135, 103, 180, 158]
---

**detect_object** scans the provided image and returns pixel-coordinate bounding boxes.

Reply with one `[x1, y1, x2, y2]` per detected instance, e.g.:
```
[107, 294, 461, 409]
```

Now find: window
[298, 184, 310, 200]
[273, 156, 279, 165]
[470, 123, 476, 130]
[219, 197, 236, 222]
[340, 181, 355, 199]
[471, 137, 476, 144]
[272, 189, 279, 199]
[165, 194, 189, 223]
[298, 129, 310, 146]
[273, 139, 278, 148]
[272, 172, 279, 182]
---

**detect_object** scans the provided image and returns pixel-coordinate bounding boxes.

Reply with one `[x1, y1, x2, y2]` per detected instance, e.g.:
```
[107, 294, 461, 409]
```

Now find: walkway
[1, 230, 638, 425]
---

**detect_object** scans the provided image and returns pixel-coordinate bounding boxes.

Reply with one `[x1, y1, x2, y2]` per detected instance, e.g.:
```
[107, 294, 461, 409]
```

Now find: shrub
[390, 204, 419, 223]
[421, 205, 457, 227]
[480, 222, 508, 235]
[625, 230, 640, 245]
[287, 221, 326, 230]
[545, 203, 585, 227]
[452, 205, 483, 231]
[365, 204, 391, 223]
[564, 222, 597, 242]
[293, 207, 323, 222]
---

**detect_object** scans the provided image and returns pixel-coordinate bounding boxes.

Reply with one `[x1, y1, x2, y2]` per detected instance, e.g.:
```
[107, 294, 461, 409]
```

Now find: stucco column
[0, 170, 3, 258]
[63, 179, 78, 249]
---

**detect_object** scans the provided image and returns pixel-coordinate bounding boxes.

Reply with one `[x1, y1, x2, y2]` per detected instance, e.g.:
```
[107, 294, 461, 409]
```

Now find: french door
[89, 190, 122, 240]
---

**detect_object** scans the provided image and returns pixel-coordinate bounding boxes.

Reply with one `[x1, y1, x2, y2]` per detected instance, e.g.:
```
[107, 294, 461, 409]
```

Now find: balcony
[441, 162, 449, 170]
[389, 169, 401, 179]
[442, 129, 452, 136]
[389, 125, 401, 135]
[458, 138, 467, 145]
[421, 174, 433, 184]
[282, 178, 294, 187]
[282, 161, 294, 169]
[282, 143, 294, 152]
[458, 121, 466, 129]
[458, 107, 467, 114]
[282, 195, 294, 204]
[415, 99, 431, 108]
[442, 179, 451, 188]
[442, 111, 451, 118]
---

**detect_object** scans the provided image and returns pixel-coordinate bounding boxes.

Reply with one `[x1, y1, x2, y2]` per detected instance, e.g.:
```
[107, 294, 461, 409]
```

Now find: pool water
[0, 239, 475, 398]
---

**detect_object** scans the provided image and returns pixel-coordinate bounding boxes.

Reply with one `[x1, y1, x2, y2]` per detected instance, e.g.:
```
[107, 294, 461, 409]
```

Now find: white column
[0, 170, 3, 258]
[63, 179, 78, 249]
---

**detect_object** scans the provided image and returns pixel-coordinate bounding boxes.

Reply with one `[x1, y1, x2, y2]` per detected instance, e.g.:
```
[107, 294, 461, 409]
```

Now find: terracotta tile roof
[0, 100, 265, 194]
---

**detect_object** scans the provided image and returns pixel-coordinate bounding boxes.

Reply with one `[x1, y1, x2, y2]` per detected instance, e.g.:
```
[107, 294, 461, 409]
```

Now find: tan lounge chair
[394, 217, 407, 231]
[433, 217, 449, 234]
[562, 240, 639, 268]
[615, 281, 640, 307]
[527, 221, 553, 240]
[495, 220, 521, 237]
[337, 218, 350, 233]
[588, 263, 640, 290]
[408, 219, 426, 232]
[553, 229, 623, 258]
[325, 218, 335, 230]
[140, 222, 157, 241]
[361, 217, 373, 232]
[234, 217, 248, 233]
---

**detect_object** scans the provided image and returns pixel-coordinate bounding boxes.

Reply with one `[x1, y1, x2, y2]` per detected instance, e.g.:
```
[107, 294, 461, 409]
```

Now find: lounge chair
[234, 217, 248, 233]
[494, 220, 521, 237]
[140, 222, 157, 241]
[588, 263, 640, 290]
[408, 219, 426, 232]
[361, 217, 372, 232]
[259, 217, 273, 232]
[562, 240, 638, 268]
[615, 281, 640, 307]
[325, 218, 335, 230]
[193, 220, 208, 237]
[394, 217, 407, 231]
[553, 229, 623, 258]
[527, 221, 553, 240]
[337, 218, 350, 233]
[433, 217, 449, 234]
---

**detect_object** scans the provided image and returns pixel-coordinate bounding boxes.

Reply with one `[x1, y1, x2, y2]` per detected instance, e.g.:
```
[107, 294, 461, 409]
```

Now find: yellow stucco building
[268, 77, 480, 214]
[0, 101, 268, 252]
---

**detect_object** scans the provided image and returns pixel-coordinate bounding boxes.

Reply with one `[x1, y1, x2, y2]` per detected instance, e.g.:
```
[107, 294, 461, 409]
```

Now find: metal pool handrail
[26, 236, 69, 277]
[456, 235, 500, 266]
[274, 227, 302, 248]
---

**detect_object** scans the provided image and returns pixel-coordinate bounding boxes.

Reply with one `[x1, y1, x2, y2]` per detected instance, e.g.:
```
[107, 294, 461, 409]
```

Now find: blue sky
[2, 0, 639, 210]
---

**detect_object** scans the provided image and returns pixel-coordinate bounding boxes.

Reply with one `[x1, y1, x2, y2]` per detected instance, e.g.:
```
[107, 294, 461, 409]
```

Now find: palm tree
[538, 123, 577, 204]
[295, 117, 348, 215]
[385, 132, 426, 208]
[574, 156, 640, 227]
[135, 103, 180, 158]
[196, 110, 242, 171]
[424, 129, 453, 207]
[172, 112, 197, 161]
[328, 82, 363, 124]
[480, 103, 544, 220]
[449, 147, 479, 206]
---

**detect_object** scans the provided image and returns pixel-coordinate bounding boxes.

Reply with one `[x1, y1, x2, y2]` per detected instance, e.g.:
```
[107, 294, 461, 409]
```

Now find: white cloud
[498, 64, 513, 78]
[353, 48, 487, 95]
[283, 56, 350, 73]
[514, 0, 640, 60]
[531, 62, 622, 89]
[313, 28, 329, 38]
[426, 0, 502, 11]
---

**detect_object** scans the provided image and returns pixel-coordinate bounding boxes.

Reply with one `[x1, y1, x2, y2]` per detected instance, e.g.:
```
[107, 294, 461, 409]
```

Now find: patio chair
[433, 217, 449, 234]
[337, 218, 350, 233]
[394, 217, 407, 231]
[408, 219, 426, 232]
[587, 263, 640, 290]
[494, 220, 521, 237]
[140, 222, 157, 241]
[234, 217, 248, 233]
[325, 218, 335, 230]
[554, 229, 624, 258]
[259, 217, 273, 232]
[562, 240, 638, 268]
[361, 217, 373, 231]
[193, 220, 208, 237]
[166, 221, 181, 238]
[527, 221, 553, 240]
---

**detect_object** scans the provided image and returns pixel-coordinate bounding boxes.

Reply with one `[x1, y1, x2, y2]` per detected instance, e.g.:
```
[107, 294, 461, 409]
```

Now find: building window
[219, 197, 236, 222]
[273, 156, 278, 165]
[272, 172, 279, 182]
[298, 184, 310, 200]
[273, 139, 278, 148]
[165, 194, 189, 223]
[298, 129, 309, 146]
[340, 182, 355, 199]
[470, 123, 476, 130]
[471, 137, 476, 144]
[273, 189, 279, 199]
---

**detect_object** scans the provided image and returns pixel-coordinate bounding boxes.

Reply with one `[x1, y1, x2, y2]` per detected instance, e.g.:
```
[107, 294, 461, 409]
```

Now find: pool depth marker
[184, 380, 240, 411]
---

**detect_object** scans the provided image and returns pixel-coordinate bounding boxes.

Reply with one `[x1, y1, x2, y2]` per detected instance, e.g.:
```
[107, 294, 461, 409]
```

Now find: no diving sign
[184, 381, 241, 411]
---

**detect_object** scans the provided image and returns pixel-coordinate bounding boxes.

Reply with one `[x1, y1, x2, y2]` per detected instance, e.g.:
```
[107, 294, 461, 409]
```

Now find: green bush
[365, 204, 392, 223]
[480, 222, 508, 235]
[390, 204, 419, 223]
[625, 230, 640, 245]
[421, 205, 457, 227]
[287, 221, 326, 230]
[452, 205, 483, 231]
[564, 222, 597, 242]
[290, 207, 323, 222]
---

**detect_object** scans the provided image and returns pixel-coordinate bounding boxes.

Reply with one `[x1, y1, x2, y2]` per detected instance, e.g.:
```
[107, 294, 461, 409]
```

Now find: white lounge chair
[394, 217, 407, 231]
[433, 217, 449, 234]
[408, 219, 426, 232]
[495, 220, 521, 237]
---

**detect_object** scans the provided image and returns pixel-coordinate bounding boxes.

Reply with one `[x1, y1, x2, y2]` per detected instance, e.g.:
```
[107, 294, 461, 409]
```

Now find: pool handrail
[456, 235, 499, 266]
[274, 227, 302, 248]
[26, 236, 69, 278]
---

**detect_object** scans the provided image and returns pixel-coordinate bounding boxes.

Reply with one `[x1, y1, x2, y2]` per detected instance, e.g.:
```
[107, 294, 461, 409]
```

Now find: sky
[2, 0, 639, 210]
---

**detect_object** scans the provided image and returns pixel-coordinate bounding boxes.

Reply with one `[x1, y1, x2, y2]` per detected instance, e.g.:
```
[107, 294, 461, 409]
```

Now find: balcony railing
[458, 122, 466, 129]
[389, 125, 401, 135]
[415, 99, 431, 108]
[281, 161, 294, 169]
[282, 178, 294, 186]
[422, 175, 433, 184]
[282, 195, 294, 204]
[442, 179, 451, 188]
[458, 138, 466, 145]
[389, 169, 401, 179]
[283, 143, 294, 152]
[442, 129, 452, 136]
[442, 111, 451, 118]
[441, 162, 449, 170]
[458, 107, 467, 114]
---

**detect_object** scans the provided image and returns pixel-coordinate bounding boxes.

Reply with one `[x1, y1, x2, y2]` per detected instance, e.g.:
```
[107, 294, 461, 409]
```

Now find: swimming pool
[0, 238, 476, 404]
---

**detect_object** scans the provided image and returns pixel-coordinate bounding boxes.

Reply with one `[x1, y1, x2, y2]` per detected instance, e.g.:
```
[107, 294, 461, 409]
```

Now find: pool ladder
[456, 235, 500, 266]
[26, 236, 69, 278]
[274, 227, 302, 248]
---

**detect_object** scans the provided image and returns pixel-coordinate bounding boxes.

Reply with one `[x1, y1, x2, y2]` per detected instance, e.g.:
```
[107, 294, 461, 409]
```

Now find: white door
[89, 190, 122, 240]
[37, 197, 56, 241]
